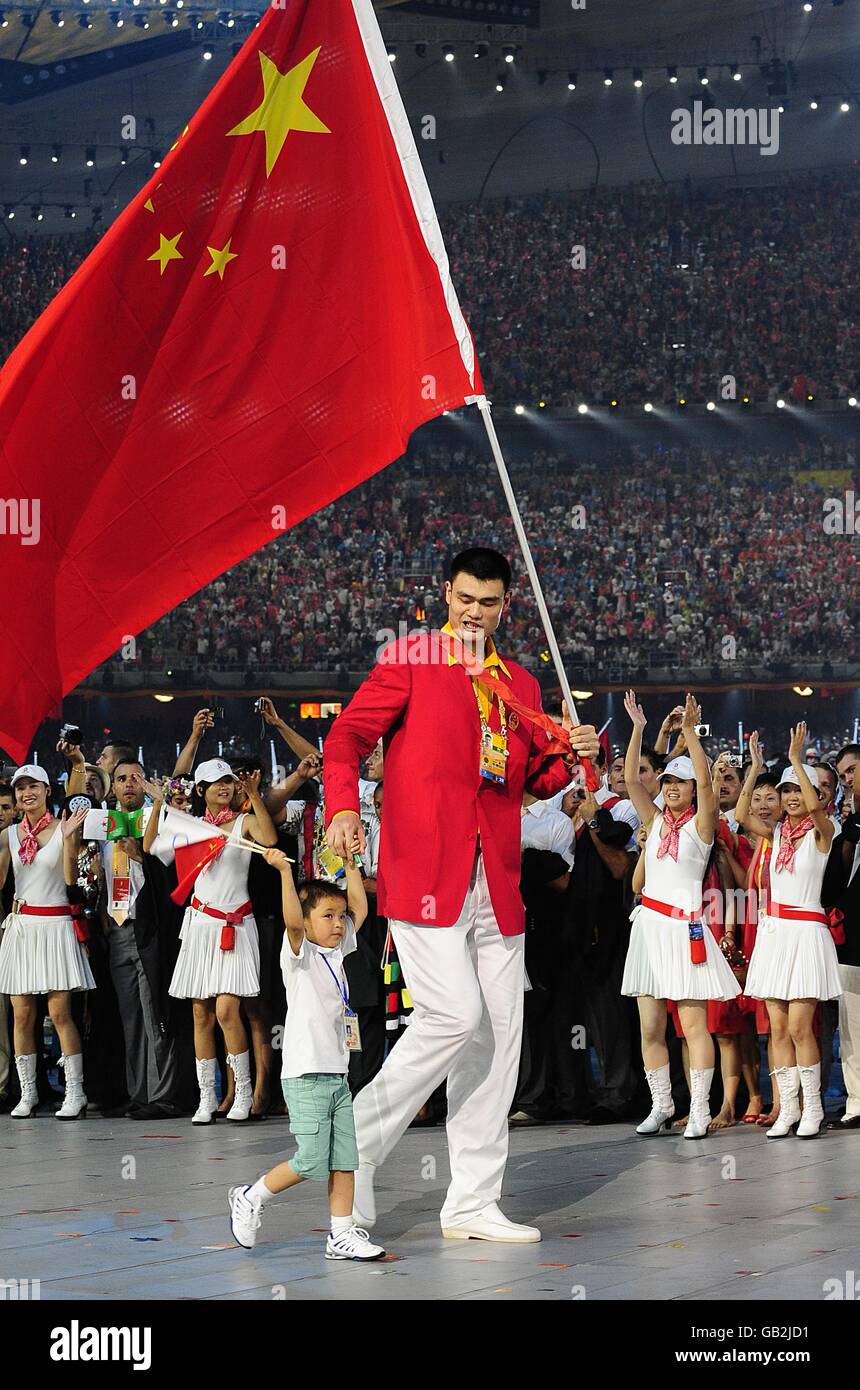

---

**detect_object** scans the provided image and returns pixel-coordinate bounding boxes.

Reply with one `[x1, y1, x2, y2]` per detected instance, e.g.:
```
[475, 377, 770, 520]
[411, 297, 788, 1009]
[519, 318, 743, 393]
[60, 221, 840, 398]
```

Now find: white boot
[684, 1067, 714, 1138]
[10, 1054, 38, 1119]
[352, 1163, 378, 1228]
[192, 1057, 218, 1125]
[797, 1063, 824, 1139]
[767, 1066, 801, 1138]
[226, 1051, 253, 1122]
[636, 1064, 675, 1135]
[55, 1054, 88, 1120]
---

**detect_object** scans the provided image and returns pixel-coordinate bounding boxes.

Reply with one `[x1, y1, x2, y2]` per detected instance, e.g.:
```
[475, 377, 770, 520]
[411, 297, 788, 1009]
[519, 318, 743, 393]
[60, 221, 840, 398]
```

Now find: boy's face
[306, 894, 349, 949]
[0, 796, 15, 831]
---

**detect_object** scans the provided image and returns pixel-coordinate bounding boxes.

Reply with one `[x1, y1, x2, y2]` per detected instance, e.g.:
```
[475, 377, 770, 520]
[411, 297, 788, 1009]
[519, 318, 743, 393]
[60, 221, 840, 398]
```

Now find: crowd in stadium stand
[2, 170, 858, 405]
[104, 439, 860, 679]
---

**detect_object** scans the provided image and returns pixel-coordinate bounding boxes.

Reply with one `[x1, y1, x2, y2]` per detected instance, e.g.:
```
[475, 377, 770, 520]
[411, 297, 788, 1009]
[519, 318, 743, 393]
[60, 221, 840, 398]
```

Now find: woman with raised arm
[0, 770, 92, 1120]
[621, 692, 741, 1139]
[744, 723, 842, 1139]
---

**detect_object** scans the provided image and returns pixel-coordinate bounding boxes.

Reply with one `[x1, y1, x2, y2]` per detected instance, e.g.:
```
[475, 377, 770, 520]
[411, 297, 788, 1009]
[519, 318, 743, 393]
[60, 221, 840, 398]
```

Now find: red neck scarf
[656, 806, 696, 861]
[18, 811, 54, 864]
[204, 808, 234, 828]
[774, 814, 814, 874]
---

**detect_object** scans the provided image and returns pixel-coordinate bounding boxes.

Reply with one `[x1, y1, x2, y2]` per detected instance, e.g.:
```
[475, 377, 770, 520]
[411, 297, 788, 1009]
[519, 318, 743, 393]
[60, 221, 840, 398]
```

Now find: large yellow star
[204, 237, 238, 281]
[148, 231, 184, 275]
[226, 47, 330, 178]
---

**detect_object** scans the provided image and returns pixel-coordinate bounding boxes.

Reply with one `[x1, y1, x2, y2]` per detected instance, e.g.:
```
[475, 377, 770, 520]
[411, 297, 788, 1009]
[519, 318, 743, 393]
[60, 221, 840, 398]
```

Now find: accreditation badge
[480, 728, 509, 785]
[344, 1009, 363, 1052]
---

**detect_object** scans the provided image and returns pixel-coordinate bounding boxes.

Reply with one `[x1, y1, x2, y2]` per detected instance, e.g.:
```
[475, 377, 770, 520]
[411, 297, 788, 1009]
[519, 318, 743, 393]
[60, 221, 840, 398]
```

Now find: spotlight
[807, 393, 814, 401]
[538, 400, 546, 408]
[0, 10, 7, 25]
[731, 63, 742, 80]
[111, 10, 123, 22]
[4, 206, 14, 219]
[776, 398, 786, 408]
[633, 68, 643, 88]
[577, 403, 589, 414]
[442, 44, 454, 62]
[64, 206, 76, 219]
[119, 150, 127, 164]
[50, 9, 64, 24]
[19, 145, 29, 166]
[134, 13, 149, 26]
[609, 399, 618, 408]
[698, 66, 709, 85]
[803, 2, 812, 9]
[849, 396, 857, 407]
[603, 68, 613, 86]
[840, 100, 850, 112]
[643, 402, 653, 412]
[809, 98, 818, 109]
[742, 396, 750, 404]
[567, 71, 577, 90]
[502, 45, 516, 64]
[85, 147, 95, 167]
[706, 401, 716, 411]
[495, 73, 506, 92]
[667, 65, 678, 83]
[414, 42, 426, 57]
[79, 12, 93, 26]
[387, 45, 396, 63]
[514, 404, 525, 415]
[31, 205, 43, 222]
[152, 150, 162, 168]
[472, 42, 487, 59]
[51, 143, 62, 162]
[678, 398, 686, 406]
[202, 48, 212, 58]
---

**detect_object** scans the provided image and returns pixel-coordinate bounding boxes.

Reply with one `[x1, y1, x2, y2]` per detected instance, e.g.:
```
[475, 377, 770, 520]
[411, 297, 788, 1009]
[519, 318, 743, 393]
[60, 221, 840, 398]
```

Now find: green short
[281, 1073, 358, 1181]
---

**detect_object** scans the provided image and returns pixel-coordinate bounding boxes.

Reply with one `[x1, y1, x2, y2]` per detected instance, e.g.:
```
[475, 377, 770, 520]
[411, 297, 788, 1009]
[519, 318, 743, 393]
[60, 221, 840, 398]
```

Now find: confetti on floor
[130, 1236, 161, 1242]
[811, 1205, 832, 1211]
[200, 1243, 238, 1250]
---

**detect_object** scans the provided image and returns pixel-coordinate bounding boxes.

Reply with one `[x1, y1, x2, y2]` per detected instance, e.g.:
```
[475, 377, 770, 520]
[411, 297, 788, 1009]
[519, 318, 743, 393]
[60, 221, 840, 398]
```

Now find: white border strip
[350, 0, 477, 389]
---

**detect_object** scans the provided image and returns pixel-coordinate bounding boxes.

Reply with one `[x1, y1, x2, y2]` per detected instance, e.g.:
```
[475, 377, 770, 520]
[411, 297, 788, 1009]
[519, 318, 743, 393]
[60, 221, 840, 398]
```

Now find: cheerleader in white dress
[621, 693, 741, 1139]
[148, 759, 277, 1124]
[0, 767, 92, 1119]
[743, 723, 840, 1139]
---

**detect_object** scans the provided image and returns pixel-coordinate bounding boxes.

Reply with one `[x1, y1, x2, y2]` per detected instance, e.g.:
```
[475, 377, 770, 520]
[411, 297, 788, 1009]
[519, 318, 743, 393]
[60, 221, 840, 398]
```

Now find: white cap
[777, 764, 820, 791]
[11, 764, 50, 787]
[194, 758, 235, 784]
[659, 755, 697, 782]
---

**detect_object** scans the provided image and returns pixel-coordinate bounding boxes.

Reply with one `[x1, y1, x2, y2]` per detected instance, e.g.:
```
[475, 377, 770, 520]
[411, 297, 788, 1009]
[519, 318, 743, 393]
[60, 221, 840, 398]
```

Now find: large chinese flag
[0, 0, 481, 763]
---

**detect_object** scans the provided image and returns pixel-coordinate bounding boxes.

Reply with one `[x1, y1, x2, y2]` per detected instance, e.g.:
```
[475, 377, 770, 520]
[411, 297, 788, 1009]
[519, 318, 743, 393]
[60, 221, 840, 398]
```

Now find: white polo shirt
[280, 919, 357, 1079]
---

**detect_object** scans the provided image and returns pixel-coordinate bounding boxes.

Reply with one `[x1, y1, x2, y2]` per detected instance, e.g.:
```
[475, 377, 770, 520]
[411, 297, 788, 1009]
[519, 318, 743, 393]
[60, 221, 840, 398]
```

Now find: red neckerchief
[655, 806, 696, 861]
[204, 807, 234, 828]
[774, 814, 815, 874]
[18, 811, 54, 864]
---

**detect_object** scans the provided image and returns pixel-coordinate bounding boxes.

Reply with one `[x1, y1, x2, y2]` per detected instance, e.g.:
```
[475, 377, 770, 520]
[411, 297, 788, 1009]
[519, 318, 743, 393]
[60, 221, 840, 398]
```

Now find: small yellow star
[204, 237, 238, 281]
[148, 231, 184, 275]
[227, 47, 330, 178]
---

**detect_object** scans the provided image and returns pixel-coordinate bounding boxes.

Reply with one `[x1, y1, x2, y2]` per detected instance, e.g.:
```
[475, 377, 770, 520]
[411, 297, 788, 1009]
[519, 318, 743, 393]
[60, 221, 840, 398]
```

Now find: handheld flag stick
[467, 393, 580, 726]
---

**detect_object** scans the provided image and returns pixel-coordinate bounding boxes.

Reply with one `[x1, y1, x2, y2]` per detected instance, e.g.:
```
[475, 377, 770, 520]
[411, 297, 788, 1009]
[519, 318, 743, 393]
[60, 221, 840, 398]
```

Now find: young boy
[228, 844, 385, 1261]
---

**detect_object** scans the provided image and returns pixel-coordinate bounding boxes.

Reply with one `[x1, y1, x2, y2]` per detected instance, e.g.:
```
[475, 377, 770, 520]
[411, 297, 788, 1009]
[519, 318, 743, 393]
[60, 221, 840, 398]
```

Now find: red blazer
[323, 634, 572, 936]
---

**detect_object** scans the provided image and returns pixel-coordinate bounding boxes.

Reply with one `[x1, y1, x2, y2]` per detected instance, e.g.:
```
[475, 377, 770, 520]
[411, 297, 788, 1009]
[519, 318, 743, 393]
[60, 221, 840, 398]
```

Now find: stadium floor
[3, 1114, 859, 1302]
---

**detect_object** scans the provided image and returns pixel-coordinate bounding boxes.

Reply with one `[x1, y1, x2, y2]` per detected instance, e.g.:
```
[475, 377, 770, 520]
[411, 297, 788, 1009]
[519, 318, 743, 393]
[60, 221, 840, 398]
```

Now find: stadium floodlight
[503, 45, 516, 63]
[731, 63, 742, 80]
[50, 9, 64, 24]
[809, 98, 818, 109]
[643, 402, 653, 412]
[51, 143, 62, 162]
[202, 48, 212, 59]
[776, 398, 786, 408]
[667, 66, 678, 83]
[706, 401, 716, 410]
[387, 45, 396, 63]
[85, 146, 95, 167]
[577, 403, 589, 414]
[19, 145, 29, 165]
[514, 404, 525, 415]
[633, 68, 643, 87]
[698, 66, 709, 85]
[603, 68, 613, 86]
[495, 73, 506, 92]
[442, 44, 455, 62]
[848, 396, 857, 407]
[567, 71, 576, 90]
[840, 100, 850, 112]
[473, 43, 487, 59]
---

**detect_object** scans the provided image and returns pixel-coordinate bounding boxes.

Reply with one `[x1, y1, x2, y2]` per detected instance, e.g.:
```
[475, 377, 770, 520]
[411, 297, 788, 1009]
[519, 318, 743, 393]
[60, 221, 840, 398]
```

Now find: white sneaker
[228, 1184, 263, 1249]
[441, 1202, 541, 1243]
[325, 1226, 386, 1261]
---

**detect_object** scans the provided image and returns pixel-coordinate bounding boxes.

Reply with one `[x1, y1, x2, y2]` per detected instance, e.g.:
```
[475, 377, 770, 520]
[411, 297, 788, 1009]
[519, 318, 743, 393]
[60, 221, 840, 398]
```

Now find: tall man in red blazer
[325, 548, 598, 1243]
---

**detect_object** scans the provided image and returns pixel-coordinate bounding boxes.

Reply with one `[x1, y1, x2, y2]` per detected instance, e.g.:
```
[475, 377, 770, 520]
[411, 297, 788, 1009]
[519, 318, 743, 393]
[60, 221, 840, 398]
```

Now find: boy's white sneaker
[228, 1184, 263, 1249]
[325, 1225, 386, 1261]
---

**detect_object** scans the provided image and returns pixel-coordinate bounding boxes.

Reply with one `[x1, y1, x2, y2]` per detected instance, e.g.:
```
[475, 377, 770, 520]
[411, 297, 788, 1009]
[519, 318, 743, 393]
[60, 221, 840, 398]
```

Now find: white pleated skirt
[621, 903, 742, 1002]
[168, 906, 260, 999]
[0, 912, 96, 994]
[746, 915, 843, 1001]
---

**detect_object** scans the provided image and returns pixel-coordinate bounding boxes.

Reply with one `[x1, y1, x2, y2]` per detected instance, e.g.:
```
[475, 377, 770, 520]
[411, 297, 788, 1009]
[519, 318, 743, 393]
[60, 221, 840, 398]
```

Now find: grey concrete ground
[2, 1115, 858, 1301]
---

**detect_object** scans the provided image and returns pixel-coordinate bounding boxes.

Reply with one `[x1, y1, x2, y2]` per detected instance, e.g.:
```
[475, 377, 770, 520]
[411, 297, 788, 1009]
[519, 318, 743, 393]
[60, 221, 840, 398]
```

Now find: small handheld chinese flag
[172, 838, 227, 906]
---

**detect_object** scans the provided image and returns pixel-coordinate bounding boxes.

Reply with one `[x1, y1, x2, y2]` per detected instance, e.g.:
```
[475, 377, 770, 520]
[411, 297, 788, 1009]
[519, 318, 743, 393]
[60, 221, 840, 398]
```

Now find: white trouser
[838, 964, 860, 1118]
[353, 850, 525, 1224]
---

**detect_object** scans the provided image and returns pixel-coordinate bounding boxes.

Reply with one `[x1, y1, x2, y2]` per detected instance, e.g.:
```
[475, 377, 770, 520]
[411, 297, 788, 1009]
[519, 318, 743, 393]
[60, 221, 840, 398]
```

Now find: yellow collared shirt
[441, 620, 510, 727]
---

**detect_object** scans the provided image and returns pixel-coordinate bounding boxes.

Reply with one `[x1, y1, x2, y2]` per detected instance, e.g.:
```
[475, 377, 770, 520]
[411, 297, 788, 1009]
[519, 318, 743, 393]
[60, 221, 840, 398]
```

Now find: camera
[207, 705, 224, 720]
[253, 698, 266, 715]
[60, 723, 83, 745]
[724, 754, 743, 769]
[693, 723, 710, 737]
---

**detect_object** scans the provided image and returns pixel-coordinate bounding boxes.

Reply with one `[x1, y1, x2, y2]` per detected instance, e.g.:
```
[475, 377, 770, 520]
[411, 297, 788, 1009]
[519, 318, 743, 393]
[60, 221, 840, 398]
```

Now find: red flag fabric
[599, 725, 612, 771]
[0, 0, 481, 762]
[171, 836, 228, 906]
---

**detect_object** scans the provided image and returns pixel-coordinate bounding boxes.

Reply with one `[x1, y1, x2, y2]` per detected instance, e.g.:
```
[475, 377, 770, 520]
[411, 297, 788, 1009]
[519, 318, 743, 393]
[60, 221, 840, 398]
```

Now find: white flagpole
[468, 393, 580, 726]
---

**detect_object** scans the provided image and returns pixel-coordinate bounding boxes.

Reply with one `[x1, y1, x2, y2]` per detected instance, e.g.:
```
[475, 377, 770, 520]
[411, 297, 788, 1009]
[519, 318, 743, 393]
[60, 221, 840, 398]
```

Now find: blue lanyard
[319, 952, 351, 1013]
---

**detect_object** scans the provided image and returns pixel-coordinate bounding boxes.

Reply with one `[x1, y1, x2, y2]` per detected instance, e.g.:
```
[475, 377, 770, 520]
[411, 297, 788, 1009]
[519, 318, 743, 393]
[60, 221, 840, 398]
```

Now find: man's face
[112, 764, 145, 810]
[817, 767, 836, 806]
[373, 789, 383, 822]
[836, 750, 860, 792]
[444, 573, 510, 650]
[0, 795, 15, 831]
[639, 758, 661, 799]
[718, 766, 742, 809]
[608, 756, 627, 796]
[366, 742, 383, 781]
[98, 743, 124, 774]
